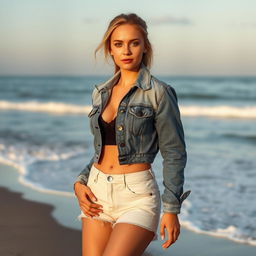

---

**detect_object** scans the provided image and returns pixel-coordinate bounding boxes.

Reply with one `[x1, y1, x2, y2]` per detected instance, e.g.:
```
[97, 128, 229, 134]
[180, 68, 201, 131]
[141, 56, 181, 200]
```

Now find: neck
[117, 65, 140, 88]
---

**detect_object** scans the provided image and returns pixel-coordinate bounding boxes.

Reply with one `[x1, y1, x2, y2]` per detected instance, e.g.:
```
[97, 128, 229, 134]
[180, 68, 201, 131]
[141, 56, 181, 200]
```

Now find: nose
[123, 44, 132, 55]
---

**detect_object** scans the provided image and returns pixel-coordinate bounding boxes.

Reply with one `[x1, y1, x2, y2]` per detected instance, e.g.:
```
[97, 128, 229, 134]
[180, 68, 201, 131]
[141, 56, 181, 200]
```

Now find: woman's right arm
[74, 86, 97, 189]
[74, 181, 103, 218]
[73, 156, 103, 217]
[73, 155, 95, 189]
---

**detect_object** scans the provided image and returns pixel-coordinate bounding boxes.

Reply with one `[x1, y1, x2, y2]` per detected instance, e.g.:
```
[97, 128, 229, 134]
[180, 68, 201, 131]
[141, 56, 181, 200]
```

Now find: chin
[119, 62, 141, 71]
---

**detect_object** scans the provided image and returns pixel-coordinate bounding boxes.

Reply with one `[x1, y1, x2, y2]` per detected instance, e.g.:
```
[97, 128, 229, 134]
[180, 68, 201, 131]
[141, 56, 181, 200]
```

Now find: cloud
[148, 15, 193, 26]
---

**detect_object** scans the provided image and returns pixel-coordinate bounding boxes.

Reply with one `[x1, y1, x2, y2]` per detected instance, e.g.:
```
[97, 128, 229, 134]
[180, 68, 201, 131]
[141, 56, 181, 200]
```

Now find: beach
[0, 186, 81, 256]
[1, 162, 255, 256]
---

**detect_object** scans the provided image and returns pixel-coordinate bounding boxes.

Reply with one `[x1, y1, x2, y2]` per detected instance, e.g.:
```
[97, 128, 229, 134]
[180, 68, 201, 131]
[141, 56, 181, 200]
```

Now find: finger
[81, 207, 94, 217]
[80, 202, 103, 215]
[83, 199, 104, 211]
[85, 189, 98, 202]
[173, 227, 180, 241]
[160, 223, 165, 241]
[81, 205, 100, 217]
[164, 229, 175, 248]
[80, 196, 103, 209]
[168, 228, 180, 246]
[82, 203, 103, 215]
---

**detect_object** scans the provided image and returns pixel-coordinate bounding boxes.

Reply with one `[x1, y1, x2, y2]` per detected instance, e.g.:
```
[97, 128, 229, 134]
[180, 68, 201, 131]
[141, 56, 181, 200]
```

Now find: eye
[114, 43, 122, 47]
[132, 41, 140, 46]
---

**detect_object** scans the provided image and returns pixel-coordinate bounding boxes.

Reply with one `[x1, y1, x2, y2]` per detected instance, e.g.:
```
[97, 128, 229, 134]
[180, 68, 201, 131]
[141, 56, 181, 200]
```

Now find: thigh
[102, 223, 155, 256]
[82, 217, 113, 256]
[113, 174, 161, 241]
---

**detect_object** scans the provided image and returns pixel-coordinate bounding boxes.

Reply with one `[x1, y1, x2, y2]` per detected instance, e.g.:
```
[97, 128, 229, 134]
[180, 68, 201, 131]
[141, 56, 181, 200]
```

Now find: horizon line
[1, 74, 256, 78]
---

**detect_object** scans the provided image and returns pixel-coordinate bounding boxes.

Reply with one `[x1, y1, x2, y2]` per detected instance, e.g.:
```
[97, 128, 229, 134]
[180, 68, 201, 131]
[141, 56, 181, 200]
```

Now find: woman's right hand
[74, 181, 104, 217]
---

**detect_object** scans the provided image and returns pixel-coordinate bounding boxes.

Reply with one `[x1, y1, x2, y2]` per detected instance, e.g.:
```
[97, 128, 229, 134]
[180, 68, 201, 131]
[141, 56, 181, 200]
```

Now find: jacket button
[117, 125, 124, 131]
[120, 142, 125, 147]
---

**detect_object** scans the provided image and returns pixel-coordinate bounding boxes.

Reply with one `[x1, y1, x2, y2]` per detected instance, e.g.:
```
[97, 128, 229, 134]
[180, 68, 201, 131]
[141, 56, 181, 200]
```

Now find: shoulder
[150, 75, 178, 103]
[91, 86, 101, 106]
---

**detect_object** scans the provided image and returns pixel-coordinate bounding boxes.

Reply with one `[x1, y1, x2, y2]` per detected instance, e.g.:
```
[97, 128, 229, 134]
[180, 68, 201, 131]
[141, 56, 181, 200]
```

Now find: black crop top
[98, 115, 117, 145]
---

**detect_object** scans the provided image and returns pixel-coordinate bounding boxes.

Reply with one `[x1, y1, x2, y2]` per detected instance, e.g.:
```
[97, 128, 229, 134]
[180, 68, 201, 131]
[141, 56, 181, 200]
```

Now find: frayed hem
[76, 213, 115, 225]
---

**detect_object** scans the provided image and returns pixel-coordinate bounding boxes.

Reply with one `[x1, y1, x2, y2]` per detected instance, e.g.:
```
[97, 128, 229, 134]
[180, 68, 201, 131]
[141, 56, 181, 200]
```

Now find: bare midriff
[93, 145, 151, 174]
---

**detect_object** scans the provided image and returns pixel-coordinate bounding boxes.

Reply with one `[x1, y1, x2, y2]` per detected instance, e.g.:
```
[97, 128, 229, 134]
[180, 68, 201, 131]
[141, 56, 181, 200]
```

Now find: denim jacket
[75, 62, 191, 214]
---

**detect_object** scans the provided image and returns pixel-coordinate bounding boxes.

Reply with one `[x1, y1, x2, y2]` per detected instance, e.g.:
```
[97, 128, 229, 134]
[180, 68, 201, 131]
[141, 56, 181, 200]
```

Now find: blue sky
[0, 0, 255, 75]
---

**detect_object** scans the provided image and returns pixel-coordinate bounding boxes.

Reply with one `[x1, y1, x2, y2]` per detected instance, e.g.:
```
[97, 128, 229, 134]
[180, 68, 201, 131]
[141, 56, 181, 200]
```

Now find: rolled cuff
[161, 190, 191, 214]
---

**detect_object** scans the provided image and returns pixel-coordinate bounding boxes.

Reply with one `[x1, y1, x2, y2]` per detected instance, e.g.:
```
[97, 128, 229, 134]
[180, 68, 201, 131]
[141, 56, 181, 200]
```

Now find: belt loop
[123, 173, 127, 188]
[94, 171, 99, 183]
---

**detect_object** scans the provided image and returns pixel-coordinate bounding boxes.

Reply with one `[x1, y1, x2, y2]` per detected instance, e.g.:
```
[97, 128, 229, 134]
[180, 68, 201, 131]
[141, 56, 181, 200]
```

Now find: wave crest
[0, 100, 91, 114]
[1, 100, 256, 119]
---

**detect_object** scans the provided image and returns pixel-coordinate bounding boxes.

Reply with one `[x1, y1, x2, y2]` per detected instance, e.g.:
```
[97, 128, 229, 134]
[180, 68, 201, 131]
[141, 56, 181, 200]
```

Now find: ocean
[0, 74, 255, 246]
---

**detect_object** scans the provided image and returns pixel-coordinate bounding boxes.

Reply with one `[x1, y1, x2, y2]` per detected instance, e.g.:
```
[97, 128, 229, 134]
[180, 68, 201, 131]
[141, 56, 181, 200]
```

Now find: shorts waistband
[90, 164, 155, 184]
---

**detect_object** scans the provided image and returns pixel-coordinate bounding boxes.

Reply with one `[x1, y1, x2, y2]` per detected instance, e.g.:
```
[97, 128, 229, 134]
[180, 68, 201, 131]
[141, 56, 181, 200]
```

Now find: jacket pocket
[128, 104, 154, 135]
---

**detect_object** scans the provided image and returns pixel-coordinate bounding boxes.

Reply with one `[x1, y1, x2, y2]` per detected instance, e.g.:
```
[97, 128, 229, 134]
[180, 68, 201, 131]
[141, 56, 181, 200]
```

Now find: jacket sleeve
[73, 88, 96, 191]
[155, 84, 191, 214]
[73, 156, 94, 191]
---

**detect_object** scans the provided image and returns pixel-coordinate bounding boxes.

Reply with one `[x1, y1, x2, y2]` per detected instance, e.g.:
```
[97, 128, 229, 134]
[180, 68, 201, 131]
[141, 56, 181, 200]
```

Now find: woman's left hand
[160, 212, 180, 249]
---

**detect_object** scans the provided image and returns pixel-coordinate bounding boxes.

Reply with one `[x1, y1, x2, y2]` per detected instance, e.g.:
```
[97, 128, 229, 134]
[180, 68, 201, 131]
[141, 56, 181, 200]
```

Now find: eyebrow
[113, 38, 140, 42]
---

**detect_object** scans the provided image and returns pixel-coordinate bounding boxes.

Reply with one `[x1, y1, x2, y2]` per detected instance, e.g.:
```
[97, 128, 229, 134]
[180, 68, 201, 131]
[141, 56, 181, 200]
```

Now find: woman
[74, 13, 191, 256]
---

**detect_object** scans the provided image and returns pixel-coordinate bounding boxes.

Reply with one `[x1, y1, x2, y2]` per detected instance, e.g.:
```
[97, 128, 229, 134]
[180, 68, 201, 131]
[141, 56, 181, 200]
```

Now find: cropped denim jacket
[75, 62, 191, 214]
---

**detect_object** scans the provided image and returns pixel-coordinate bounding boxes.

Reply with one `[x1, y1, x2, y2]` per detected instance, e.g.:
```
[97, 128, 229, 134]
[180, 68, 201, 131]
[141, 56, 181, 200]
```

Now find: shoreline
[1, 162, 256, 255]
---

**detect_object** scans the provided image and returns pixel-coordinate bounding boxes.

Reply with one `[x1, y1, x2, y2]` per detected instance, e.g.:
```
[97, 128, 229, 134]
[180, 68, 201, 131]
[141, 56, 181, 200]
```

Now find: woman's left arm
[154, 84, 191, 248]
[155, 84, 190, 213]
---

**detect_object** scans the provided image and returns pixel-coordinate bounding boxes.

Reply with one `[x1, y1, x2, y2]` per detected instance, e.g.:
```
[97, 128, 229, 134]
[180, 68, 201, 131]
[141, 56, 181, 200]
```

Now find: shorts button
[107, 176, 113, 182]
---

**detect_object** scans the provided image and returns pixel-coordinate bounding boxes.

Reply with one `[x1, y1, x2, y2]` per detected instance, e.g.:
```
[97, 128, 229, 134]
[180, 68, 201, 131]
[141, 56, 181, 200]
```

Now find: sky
[0, 0, 256, 76]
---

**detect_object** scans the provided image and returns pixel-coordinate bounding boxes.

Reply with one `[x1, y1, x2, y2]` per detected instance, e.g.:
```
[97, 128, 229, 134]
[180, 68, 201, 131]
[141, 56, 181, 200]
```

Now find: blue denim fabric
[75, 62, 191, 214]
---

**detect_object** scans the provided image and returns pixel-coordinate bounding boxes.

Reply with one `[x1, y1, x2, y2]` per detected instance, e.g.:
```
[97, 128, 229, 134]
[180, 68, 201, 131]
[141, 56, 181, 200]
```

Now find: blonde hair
[94, 13, 153, 73]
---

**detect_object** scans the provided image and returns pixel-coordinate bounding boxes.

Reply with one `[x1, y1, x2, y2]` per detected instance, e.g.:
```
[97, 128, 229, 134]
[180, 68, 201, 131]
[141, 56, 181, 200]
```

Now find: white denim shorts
[77, 164, 161, 241]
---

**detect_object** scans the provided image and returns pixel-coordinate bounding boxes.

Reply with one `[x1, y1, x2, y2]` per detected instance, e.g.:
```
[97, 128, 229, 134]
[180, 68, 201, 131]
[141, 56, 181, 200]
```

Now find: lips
[121, 59, 133, 63]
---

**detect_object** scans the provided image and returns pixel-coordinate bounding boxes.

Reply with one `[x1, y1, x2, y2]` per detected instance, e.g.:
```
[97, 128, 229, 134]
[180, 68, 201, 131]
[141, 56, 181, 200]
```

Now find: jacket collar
[94, 62, 152, 92]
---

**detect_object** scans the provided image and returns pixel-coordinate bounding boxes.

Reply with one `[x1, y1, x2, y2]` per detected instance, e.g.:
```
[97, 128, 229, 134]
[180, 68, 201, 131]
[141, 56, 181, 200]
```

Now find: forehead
[111, 24, 143, 41]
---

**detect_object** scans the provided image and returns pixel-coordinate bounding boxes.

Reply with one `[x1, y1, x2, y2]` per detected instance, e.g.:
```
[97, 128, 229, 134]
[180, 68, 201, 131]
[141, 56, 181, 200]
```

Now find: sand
[0, 186, 81, 256]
